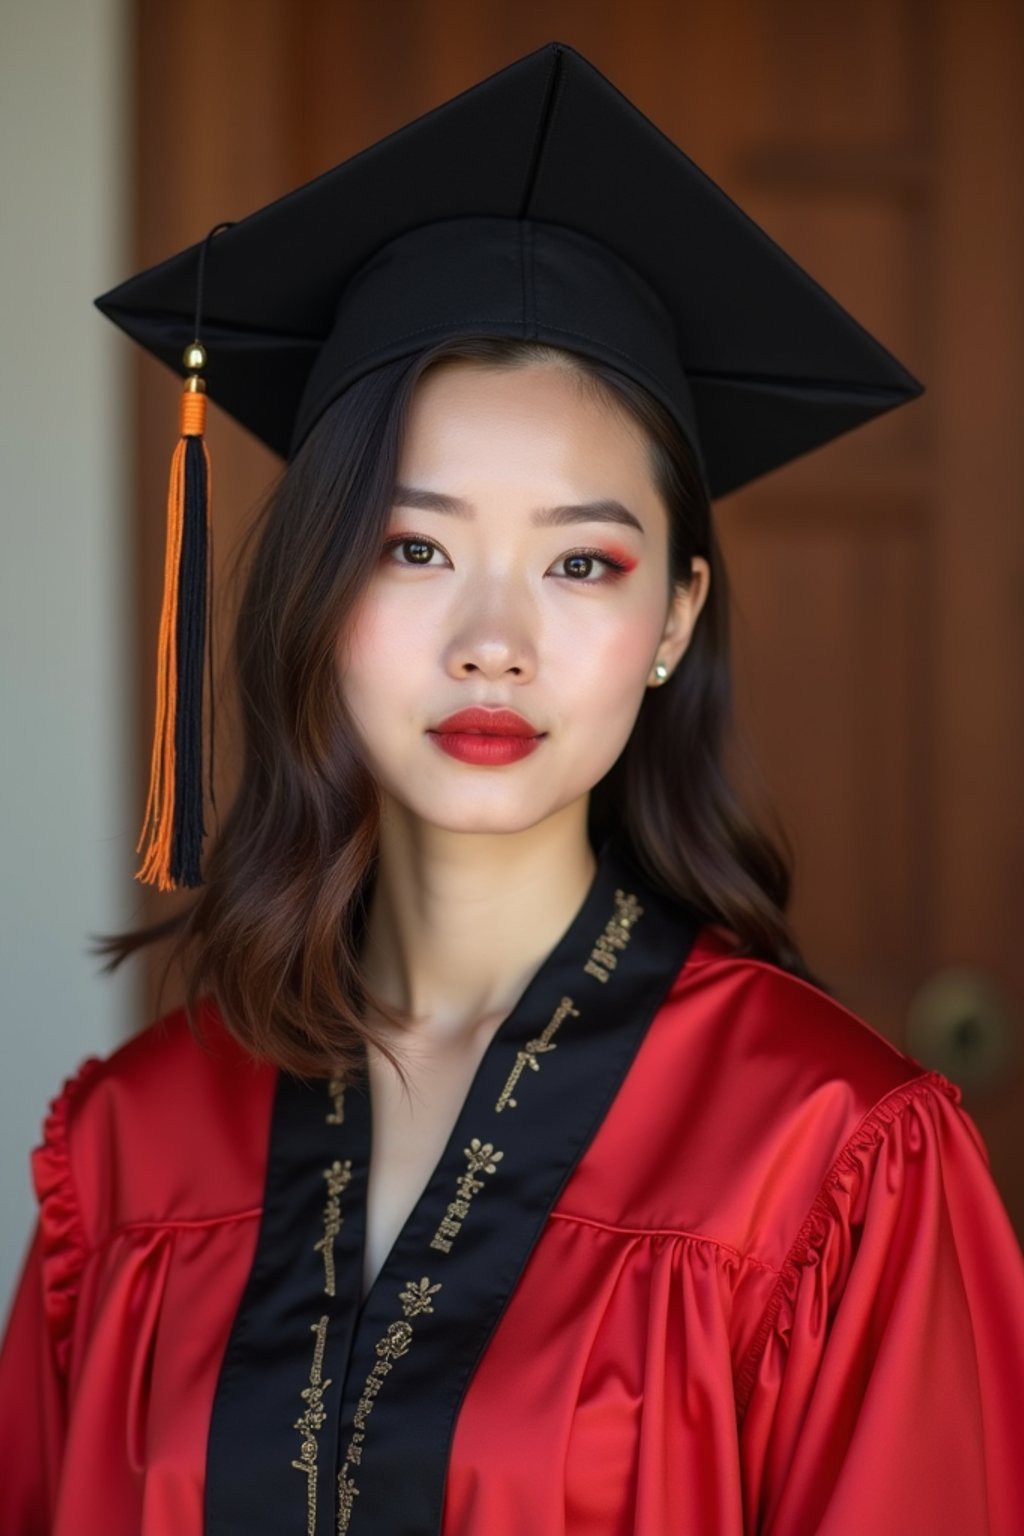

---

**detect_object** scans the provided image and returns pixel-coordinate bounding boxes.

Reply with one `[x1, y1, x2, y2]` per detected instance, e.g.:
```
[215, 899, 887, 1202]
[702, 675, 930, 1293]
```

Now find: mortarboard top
[95, 39, 922, 502]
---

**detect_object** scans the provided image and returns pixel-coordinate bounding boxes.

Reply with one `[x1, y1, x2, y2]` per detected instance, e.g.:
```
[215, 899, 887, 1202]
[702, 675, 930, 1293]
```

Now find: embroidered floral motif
[336, 1282, 442, 1533]
[314, 1159, 352, 1297]
[496, 995, 579, 1111]
[583, 888, 643, 982]
[399, 1276, 443, 1317]
[326, 1075, 346, 1124]
[429, 1138, 504, 1253]
[291, 1314, 331, 1536]
[337, 1470, 359, 1533]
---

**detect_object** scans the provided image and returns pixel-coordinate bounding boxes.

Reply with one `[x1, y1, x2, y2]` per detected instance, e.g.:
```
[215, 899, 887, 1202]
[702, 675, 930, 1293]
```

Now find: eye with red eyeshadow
[551, 547, 636, 582]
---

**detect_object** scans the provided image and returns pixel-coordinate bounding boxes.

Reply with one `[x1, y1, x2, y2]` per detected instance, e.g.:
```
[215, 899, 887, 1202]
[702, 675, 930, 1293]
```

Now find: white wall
[0, 0, 136, 1320]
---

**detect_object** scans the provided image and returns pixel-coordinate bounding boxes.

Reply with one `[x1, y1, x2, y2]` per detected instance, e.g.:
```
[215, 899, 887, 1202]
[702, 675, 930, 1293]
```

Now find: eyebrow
[392, 485, 644, 534]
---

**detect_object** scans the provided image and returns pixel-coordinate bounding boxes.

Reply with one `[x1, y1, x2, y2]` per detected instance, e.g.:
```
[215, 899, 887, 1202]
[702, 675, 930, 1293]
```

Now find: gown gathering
[2, 839, 1024, 1535]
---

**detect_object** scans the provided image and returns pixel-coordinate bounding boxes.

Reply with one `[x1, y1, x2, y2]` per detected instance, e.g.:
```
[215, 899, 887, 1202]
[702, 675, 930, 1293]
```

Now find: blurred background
[2, 0, 1022, 1319]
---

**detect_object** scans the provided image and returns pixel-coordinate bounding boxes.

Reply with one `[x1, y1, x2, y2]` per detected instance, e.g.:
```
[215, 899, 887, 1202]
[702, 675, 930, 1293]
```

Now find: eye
[549, 547, 634, 583]
[382, 534, 450, 568]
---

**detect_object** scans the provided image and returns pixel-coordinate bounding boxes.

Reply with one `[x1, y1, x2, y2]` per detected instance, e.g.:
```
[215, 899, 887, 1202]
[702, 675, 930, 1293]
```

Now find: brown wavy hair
[93, 337, 825, 1079]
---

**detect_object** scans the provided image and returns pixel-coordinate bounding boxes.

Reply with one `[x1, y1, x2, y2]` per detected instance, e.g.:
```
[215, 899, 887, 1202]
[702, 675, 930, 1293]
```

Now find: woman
[2, 41, 1023, 1536]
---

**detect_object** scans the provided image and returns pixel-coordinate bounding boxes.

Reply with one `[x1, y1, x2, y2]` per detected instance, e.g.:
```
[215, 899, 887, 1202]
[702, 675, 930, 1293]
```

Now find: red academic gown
[2, 842, 1024, 1535]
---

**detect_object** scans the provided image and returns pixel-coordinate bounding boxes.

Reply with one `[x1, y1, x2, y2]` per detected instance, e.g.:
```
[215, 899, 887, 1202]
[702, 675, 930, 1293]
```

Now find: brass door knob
[906, 967, 1019, 1094]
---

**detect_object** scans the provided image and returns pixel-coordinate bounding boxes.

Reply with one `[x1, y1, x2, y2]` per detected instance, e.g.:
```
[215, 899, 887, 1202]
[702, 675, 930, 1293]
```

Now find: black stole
[205, 839, 700, 1534]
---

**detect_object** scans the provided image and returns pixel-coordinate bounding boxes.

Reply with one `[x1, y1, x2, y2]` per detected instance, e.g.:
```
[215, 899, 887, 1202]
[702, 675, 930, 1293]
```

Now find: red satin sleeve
[737, 1074, 1024, 1535]
[0, 1057, 103, 1535]
[0, 1225, 65, 1535]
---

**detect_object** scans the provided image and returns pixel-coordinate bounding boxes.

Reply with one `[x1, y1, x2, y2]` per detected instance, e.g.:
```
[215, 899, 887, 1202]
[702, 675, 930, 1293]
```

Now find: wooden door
[132, 0, 1024, 1232]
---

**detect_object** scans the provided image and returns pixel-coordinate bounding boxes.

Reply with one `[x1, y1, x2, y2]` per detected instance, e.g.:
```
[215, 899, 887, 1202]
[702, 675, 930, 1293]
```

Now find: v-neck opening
[352, 840, 608, 1323]
[356, 1014, 508, 1311]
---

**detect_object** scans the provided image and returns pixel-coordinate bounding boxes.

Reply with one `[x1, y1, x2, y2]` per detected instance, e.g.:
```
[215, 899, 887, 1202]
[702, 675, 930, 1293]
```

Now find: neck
[360, 798, 598, 1046]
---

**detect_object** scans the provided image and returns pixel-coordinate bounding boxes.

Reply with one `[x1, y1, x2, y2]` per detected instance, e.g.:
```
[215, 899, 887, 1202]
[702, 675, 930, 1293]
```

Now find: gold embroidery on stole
[291, 1314, 332, 1536]
[583, 888, 643, 982]
[495, 994, 579, 1111]
[429, 1138, 504, 1253]
[336, 1279, 443, 1533]
[326, 1075, 346, 1124]
[315, 1159, 353, 1297]
[288, 1077, 347, 1529]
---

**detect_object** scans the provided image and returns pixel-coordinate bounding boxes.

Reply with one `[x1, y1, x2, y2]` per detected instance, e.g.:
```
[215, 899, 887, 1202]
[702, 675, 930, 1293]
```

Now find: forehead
[400, 360, 656, 492]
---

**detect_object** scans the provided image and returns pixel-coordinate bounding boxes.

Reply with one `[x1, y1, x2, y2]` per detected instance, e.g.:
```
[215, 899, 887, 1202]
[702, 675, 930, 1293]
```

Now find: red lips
[428, 707, 545, 765]
[432, 707, 540, 737]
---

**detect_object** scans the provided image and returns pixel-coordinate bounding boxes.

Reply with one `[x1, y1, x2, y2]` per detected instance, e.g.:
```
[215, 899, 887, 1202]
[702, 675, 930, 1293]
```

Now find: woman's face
[336, 359, 710, 837]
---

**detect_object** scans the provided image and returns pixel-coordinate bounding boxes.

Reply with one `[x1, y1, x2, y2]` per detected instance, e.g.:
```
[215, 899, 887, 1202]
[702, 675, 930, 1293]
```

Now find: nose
[442, 585, 538, 682]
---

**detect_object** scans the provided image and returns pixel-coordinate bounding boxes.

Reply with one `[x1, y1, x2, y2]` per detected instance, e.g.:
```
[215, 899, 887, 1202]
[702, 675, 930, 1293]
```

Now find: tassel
[135, 351, 212, 890]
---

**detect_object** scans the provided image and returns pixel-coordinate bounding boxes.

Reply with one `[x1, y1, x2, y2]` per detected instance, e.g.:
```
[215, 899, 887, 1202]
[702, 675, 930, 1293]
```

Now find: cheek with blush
[334, 597, 408, 755]
[559, 610, 663, 778]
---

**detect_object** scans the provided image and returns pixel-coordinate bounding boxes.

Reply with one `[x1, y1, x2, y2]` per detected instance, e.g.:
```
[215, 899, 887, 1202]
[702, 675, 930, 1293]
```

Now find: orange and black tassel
[135, 346, 212, 890]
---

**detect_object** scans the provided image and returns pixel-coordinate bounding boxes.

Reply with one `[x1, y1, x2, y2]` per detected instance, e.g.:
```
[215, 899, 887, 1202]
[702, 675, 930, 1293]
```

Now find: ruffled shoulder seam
[29, 1055, 107, 1375]
[734, 1067, 961, 1419]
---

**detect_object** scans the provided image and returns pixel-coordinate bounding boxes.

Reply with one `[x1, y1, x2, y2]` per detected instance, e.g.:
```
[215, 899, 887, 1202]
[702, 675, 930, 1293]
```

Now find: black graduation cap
[94, 40, 923, 892]
[97, 38, 921, 495]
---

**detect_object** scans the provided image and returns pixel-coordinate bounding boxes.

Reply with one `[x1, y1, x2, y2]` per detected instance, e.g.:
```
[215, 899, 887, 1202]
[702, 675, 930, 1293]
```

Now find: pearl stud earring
[652, 661, 669, 683]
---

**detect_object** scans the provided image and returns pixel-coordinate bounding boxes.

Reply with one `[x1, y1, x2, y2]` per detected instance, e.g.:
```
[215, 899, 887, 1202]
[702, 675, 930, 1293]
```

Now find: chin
[391, 788, 571, 837]
[417, 807, 558, 836]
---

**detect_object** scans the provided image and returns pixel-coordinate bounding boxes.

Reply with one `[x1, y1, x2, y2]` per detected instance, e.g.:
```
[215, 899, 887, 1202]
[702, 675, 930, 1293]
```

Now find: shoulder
[34, 999, 277, 1248]
[670, 925, 936, 1113]
[566, 924, 963, 1264]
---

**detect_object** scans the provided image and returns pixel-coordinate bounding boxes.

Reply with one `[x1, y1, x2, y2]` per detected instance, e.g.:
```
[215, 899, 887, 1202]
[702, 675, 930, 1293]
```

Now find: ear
[649, 557, 711, 683]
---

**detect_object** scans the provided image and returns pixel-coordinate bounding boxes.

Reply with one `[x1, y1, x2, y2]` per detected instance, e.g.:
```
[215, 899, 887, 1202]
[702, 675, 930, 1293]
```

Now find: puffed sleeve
[0, 1057, 103, 1536]
[737, 1071, 1024, 1535]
